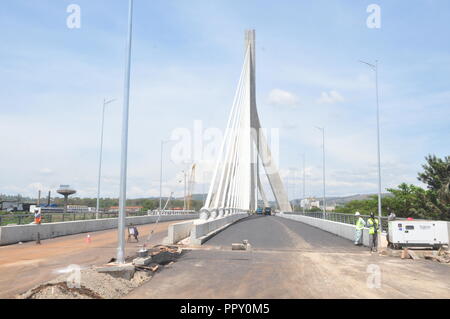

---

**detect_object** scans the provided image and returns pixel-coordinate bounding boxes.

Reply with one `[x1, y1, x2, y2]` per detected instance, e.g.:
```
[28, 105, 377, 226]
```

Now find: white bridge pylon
[200, 30, 292, 220]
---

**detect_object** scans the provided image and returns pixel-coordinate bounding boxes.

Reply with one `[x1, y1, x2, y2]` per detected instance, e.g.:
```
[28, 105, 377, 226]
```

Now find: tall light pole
[159, 140, 170, 211]
[183, 170, 187, 210]
[117, 0, 134, 264]
[316, 127, 326, 214]
[360, 60, 382, 231]
[96, 98, 115, 219]
[302, 153, 306, 214]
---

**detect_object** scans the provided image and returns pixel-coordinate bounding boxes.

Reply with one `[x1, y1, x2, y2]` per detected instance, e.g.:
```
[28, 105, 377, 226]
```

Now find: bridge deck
[126, 216, 450, 299]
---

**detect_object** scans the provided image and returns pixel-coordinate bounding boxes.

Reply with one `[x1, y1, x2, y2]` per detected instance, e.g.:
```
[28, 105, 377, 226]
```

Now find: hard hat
[355, 212, 360, 216]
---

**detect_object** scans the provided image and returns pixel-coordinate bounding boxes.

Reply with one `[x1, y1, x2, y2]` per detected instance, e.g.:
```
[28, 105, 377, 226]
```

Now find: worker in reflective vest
[354, 212, 365, 246]
[367, 212, 380, 252]
[34, 209, 42, 225]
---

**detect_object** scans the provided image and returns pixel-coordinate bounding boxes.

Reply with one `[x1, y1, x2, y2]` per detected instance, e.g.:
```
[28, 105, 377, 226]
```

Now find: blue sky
[1, 0, 449, 202]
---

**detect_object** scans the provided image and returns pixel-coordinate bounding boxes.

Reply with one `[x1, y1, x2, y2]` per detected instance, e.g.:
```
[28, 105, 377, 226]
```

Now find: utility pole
[96, 98, 115, 219]
[360, 60, 383, 232]
[183, 170, 187, 210]
[316, 127, 326, 215]
[159, 140, 169, 211]
[117, 0, 134, 264]
[302, 154, 306, 214]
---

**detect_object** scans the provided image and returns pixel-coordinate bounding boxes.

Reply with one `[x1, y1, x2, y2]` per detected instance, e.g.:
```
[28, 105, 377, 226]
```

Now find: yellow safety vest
[367, 218, 380, 235]
[356, 217, 365, 230]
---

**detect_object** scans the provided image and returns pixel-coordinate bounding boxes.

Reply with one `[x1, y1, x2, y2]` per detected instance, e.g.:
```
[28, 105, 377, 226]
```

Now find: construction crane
[186, 164, 196, 210]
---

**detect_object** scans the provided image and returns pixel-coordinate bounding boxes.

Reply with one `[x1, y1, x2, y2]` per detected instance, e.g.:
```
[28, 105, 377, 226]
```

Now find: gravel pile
[20, 268, 152, 299]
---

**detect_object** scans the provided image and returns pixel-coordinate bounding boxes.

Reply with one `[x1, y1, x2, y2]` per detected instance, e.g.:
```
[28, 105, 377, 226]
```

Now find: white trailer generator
[388, 220, 449, 249]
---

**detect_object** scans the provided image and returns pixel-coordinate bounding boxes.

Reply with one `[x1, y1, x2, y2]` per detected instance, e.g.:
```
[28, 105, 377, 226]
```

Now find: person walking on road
[34, 209, 42, 225]
[367, 212, 380, 252]
[127, 224, 139, 243]
[354, 212, 365, 246]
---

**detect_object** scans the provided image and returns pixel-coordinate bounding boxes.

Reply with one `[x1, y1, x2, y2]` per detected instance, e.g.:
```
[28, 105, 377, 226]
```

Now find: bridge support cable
[203, 49, 250, 214]
[200, 30, 293, 220]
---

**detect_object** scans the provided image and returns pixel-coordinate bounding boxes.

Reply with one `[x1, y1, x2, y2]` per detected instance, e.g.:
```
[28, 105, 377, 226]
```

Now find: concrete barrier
[278, 213, 372, 246]
[164, 220, 194, 245]
[0, 214, 199, 246]
[190, 213, 249, 245]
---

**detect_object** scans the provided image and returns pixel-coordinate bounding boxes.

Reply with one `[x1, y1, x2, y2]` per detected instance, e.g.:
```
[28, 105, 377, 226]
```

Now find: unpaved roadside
[0, 220, 183, 299]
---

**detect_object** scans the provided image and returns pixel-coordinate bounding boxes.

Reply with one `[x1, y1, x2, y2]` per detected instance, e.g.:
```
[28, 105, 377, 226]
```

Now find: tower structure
[202, 30, 292, 216]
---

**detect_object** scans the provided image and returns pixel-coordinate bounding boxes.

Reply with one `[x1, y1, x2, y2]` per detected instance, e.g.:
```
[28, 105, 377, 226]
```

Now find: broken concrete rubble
[133, 256, 153, 266]
[96, 264, 136, 281]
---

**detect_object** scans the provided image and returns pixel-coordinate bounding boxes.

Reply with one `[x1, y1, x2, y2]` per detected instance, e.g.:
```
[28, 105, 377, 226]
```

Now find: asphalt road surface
[126, 215, 450, 299]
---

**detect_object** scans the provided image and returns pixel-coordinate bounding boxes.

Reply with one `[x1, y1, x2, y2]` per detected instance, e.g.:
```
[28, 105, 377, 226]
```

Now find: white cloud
[268, 89, 299, 107]
[39, 168, 53, 175]
[317, 90, 344, 104]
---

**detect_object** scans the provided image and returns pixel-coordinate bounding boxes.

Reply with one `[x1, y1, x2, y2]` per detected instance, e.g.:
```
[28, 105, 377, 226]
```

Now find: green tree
[334, 196, 378, 215]
[383, 183, 428, 219]
[418, 155, 450, 191]
[417, 155, 450, 220]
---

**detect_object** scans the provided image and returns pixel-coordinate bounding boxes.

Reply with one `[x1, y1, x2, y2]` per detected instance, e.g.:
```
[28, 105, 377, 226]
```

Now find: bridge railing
[0, 211, 182, 227]
[283, 212, 398, 231]
[147, 210, 197, 216]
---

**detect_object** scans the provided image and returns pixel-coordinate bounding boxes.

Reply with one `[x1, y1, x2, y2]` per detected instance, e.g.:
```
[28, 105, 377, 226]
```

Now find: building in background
[66, 205, 90, 213]
[108, 206, 143, 213]
[301, 198, 321, 210]
[0, 201, 23, 212]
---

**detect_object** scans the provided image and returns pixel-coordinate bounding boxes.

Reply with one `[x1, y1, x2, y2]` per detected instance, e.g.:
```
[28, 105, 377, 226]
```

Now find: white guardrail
[148, 210, 196, 216]
[0, 213, 199, 246]
[277, 212, 374, 247]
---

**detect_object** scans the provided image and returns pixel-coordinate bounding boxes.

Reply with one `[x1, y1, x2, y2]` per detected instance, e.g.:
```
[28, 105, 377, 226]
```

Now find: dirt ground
[19, 268, 152, 299]
[0, 220, 180, 299]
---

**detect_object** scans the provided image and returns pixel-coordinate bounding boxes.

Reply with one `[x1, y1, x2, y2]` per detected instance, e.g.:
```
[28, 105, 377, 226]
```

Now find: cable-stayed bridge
[200, 30, 292, 221]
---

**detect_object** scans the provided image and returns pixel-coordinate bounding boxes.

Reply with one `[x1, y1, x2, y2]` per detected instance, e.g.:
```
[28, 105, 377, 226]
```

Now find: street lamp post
[159, 140, 170, 211]
[302, 153, 306, 215]
[117, 0, 134, 264]
[96, 98, 115, 219]
[183, 170, 187, 210]
[360, 60, 383, 232]
[316, 127, 326, 215]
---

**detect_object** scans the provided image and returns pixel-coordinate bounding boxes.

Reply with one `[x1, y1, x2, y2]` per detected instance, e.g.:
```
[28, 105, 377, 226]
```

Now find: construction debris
[135, 264, 159, 273]
[137, 249, 149, 258]
[18, 244, 184, 299]
[19, 268, 151, 299]
[232, 240, 251, 251]
[424, 249, 450, 263]
[147, 245, 182, 265]
[381, 246, 450, 264]
[232, 243, 246, 251]
[133, 257, 153, 266]
[401, 248, 408, 259]
[408, 250, 420, 260]
[96, 264, 136, 281]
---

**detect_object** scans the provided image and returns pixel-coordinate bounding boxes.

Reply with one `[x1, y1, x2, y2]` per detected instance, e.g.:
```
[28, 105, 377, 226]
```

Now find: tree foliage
[418, 155, 450, 191]
[335, 155, 450, 221]
[334, 196, 378, 215]
[383, 184, 428, 219]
